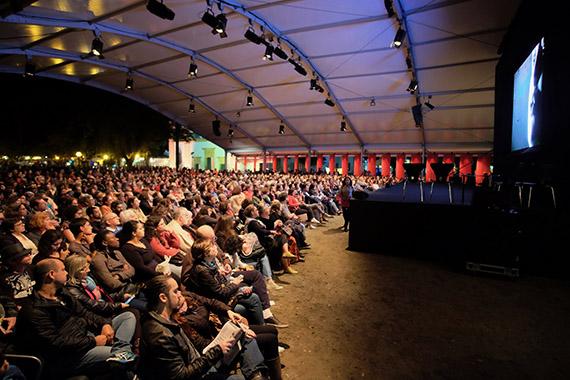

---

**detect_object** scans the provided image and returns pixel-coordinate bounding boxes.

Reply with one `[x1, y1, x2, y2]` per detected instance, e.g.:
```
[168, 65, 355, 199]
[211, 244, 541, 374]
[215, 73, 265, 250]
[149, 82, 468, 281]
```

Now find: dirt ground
[268, 215, 570, 380]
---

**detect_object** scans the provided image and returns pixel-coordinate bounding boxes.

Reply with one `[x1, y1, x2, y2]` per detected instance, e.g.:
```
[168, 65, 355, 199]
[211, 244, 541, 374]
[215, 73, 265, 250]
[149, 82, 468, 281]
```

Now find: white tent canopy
[0, 0, 521, 156]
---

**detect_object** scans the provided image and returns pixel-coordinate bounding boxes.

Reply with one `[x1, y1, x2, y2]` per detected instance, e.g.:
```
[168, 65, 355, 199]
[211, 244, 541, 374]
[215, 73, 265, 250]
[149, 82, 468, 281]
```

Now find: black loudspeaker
[212, 120, 221, 137]
[353, 190, 369, 200]
[412, 104, 423, 126]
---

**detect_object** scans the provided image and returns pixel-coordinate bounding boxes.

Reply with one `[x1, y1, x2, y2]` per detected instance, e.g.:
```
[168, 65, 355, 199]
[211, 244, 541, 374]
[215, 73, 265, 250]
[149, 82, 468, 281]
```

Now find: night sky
[1, 73, 170, 156]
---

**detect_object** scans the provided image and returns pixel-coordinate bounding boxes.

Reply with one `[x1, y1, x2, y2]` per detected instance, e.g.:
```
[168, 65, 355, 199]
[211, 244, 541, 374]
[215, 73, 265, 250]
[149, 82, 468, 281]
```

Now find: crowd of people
[0, 165, 389, 380]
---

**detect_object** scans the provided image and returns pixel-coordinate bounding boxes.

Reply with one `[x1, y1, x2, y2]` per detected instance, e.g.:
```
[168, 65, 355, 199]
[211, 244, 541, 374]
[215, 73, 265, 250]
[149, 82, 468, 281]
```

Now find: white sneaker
[310, 218, 319, 224]
[309, 225, 316, 229]
[270, 300, 276, 306]
[278, 346, 285, 353]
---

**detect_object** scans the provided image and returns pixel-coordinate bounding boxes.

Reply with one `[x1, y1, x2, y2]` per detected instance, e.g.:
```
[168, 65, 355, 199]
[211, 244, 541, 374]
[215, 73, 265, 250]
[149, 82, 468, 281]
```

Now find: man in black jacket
[16, 258, 136, 379]
[139, 275, 261, 380]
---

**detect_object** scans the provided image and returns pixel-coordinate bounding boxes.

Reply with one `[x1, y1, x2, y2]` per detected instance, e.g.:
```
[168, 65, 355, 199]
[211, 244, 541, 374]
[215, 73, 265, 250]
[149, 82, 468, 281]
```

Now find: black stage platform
[348, 183, 568, 277]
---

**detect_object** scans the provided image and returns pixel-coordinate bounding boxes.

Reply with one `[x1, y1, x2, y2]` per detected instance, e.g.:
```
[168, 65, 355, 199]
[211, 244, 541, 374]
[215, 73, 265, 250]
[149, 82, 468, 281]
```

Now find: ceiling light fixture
[406, 79, 418, 94]
[273, 45, 288, 60]
[288, 57, 307, 76]
[263, 45, 274, 60]
[91, 37, 103, 57]
[244, 28, 262, 44]
[188, 58, 198, 77]
[279, 123, 285, 134]
[214, 13, 227, 38]
[425, 101, 435, 110]
[324, 97, 335, 107]
[146, 0, 175, 20]
[188, 101, 195, 113]
[340, 117, 347, 132]
[370, 98, 376, 107]
[391, 27, 406, 48]
[385, 0, 396, 17]
[246, 92, 253, 106]
[24, 61, 35, 77]
[125, 71, 133, 91]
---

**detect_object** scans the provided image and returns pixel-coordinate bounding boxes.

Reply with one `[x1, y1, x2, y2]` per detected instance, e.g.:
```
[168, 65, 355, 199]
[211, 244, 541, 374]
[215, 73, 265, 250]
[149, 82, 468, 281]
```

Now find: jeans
[77, 312, 136, 375]
[233, 293, 264, 325]
[217, 337, 267, 379]
[242, 255, 272, 280]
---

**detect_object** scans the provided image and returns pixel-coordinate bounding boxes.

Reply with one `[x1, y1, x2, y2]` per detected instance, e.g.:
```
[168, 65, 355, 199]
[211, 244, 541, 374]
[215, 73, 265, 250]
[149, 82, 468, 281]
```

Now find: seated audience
[137, 275, 248, 380]
[16, 258, 137, 379]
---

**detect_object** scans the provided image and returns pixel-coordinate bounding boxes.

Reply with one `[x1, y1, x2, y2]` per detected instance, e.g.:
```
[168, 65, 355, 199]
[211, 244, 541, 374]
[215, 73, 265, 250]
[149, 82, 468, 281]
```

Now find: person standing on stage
[338, 177, 353, 232]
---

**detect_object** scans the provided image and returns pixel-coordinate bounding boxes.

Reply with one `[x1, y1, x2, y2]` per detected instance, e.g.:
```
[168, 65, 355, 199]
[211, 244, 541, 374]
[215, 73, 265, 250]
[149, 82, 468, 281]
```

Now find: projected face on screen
[512, 38, 544, 151]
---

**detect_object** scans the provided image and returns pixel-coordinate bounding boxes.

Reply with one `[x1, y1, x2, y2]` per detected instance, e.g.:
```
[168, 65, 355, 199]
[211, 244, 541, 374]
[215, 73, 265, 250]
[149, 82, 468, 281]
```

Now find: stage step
[466, 262, 519, 278]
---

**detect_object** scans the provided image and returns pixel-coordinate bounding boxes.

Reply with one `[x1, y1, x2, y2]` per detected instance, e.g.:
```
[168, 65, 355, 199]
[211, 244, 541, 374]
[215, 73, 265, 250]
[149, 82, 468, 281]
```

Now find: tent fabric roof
[0, 0, 522, 156]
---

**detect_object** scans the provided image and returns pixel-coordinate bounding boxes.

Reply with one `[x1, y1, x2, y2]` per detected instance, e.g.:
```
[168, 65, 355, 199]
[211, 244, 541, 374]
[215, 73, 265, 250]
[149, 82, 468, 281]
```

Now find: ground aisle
[267, 214, 570, 380]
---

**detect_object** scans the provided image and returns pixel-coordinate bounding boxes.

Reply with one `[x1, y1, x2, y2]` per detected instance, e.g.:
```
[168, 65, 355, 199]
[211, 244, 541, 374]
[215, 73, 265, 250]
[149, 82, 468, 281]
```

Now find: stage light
[246, 94, 253, 106]
[425, 101, 434, 110]
[324, 97, 335, 107]
[24, 61, 35, 77]
[288, 58, 307, 76]
[385, 0, 395, 17]
[273, 45, 288, 60]
[412, 104, 423, 127]
[214, 14, 227, 38]
[310, 78, 317, 90]
[146, 0, 175, 20]
[202, 9, 218, 28]
[279, 123, 285, 134]
[188, 101, 195, 113]
[406, 79, 418, 94]
[212, 119, 221, 136]
[125, 72, 133, 91]
[370, 98, 376, 107]
[263, 45, 274, 60]
[244, 28, 262, 44]
[188, 60, 198, 77]
[340, 118, 347, 132]
[91, 37, 103, 56]
[391, 28, 406, 48]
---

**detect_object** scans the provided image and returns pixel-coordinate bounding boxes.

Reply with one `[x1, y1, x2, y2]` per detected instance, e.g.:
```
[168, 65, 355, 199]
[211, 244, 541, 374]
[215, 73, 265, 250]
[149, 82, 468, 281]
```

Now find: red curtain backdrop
[272, 156, 277, 172]
[244, 157, 248, 171]
[426, 154, 438, 182]
[235, 158, 238, 171]
[459, 154, 473, 183]
[254, 157, 257, 171]
[411, 154, 422, 164]
[342, 154, 348, 176]
[443, 154, 455, 181]
[329, 155, 335, 174]
[396, 154, 405, 179]
[283, 155, 288, 173]
[382, 154, 391, 177]
[475, 154, 491, 185]
[368, 154, 377, 176]
[316, 154, 323, 172]
[294, 155, 299, 171]
[354, 154, 361, 176]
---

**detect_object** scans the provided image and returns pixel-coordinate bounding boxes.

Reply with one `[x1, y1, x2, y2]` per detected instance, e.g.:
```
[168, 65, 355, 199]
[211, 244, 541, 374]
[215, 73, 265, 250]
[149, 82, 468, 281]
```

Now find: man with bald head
[16, 258, 137, 378]
[187, 225, 288, 328]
